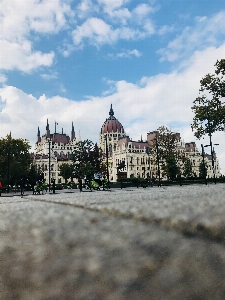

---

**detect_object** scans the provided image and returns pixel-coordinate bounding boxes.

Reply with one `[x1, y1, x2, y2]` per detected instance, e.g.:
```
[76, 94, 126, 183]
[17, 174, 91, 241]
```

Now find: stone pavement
[1, 184, 225, 299]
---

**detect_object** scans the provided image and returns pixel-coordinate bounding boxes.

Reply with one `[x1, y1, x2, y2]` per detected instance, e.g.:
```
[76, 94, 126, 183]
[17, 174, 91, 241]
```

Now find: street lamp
[155, 137, 161, 187]
[47, 138, 51, 192]
[105, 135, 110, 187]
[201, 144, 207, 185]
[7, 133, 11, 193]
[205, 106, 219, 184]
[146, 147, 151, 187]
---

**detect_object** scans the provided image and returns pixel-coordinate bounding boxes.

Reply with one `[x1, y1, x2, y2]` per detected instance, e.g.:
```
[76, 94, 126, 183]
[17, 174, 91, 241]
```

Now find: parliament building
[32, 105, 221, 184]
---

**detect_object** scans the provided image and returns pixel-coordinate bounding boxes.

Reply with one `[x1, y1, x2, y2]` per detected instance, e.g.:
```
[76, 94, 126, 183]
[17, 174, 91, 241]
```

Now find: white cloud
[72, 18, 114, 46]
[71, 1, 156, 47]
[1, 43, 225, 171]
[97, 0, 130, 13]
[41, 72, 59, 80]
[0, 0, 72, 72]
[109, 49, 142, 59]
[158, 11, 225, 62]
[0, 74, 7, 84]
[0, 0, 72, 40]
[0, 39, 54, 72]
[72, 16, 154, 47]
[133, 3, 155, 18]
[76, 0, 99, 19]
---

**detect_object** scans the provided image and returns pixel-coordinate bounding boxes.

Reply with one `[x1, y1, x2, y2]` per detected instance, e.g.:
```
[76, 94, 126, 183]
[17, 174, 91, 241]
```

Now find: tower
[71, 122, 75, 141]
[99, 104, 126, 154]
[46, 119, 50, 138]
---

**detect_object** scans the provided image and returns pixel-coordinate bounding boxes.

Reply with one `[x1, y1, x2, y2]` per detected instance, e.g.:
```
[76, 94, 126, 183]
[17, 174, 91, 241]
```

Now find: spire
[46, 119, 50, 138]
[109, 104, 114, 117]
[37, 126, 41, 143]
[46, 119, 49, 131]
[71, 122, 75, 140]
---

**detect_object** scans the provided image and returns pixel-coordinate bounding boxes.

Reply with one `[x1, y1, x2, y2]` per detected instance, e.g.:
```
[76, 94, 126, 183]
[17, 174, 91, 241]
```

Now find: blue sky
[1, 0, 225, 171]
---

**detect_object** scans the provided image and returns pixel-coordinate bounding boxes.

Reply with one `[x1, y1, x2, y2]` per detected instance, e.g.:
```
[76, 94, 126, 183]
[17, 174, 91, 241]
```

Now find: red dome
[101, 105, 125, 134]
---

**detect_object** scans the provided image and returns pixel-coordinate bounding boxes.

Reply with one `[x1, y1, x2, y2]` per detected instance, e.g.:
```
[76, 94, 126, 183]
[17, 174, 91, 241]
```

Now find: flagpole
[55, 121, 56, 134]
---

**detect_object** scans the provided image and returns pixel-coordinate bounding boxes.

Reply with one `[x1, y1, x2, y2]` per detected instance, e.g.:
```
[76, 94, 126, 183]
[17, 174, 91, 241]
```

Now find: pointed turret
[71, 122, 75, 140]
[109, 104, 114, 117]
[46, 119, 50, 138]
[37, 126, 41, 143]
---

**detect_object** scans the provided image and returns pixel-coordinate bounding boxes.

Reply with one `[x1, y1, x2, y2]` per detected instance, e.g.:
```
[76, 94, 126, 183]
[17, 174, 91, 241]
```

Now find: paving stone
[27, 184, 225, 241]
[1, 184, 225, 299]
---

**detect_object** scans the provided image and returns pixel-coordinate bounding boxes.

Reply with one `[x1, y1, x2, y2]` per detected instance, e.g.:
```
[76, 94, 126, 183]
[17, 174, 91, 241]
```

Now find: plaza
[1, 184, 225, 299]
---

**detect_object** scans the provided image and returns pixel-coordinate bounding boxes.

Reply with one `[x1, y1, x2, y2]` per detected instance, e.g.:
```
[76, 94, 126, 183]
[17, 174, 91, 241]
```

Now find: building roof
[101, 104, 125, 134]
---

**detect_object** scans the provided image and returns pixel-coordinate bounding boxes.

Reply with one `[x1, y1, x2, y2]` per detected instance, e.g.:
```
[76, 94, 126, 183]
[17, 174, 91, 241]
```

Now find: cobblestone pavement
[1, 184, 225, 299]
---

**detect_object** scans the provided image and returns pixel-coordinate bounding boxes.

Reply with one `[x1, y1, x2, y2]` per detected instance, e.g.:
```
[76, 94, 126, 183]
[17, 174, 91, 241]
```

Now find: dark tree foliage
[0, 135, 31, 186]
[192, 59, 225, 138]
[165, 154, 179, 181]
[59, 163, 74, 183]
[71, 140, 103, 179]
[183, 158, 193, 178]
[27, 165, 39, 185]
[151, 126, 184, 179]
[199, 161, 207, 179]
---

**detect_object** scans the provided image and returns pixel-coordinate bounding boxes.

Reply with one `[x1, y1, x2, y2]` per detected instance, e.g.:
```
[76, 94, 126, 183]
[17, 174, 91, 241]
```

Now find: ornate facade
[32, 105, 221, 184]
[32, 120, 79, 184]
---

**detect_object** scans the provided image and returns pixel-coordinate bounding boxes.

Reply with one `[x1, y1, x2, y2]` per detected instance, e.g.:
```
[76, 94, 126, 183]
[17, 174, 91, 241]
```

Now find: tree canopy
[150, 126, 185, 180]
[59, 163, 74, 183]
[71, 140, 103, 179]
[192, 59, 225, 139]
[0, 135, 31, 186]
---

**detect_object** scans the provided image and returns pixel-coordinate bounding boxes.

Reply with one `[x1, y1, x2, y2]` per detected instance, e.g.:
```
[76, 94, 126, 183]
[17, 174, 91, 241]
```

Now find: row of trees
[0, 136, 106, 187]
[0, 132, 206, 188]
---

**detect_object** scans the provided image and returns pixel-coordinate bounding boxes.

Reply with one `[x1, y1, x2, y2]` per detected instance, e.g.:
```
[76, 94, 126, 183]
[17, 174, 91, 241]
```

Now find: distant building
[32, 105, 221, 184]
[99, 105, 220, 181]
[32, 120, 78, 184]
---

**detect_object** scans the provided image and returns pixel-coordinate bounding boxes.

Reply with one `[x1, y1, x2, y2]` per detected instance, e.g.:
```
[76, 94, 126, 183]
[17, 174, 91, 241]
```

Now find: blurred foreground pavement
[1, 184, 225, 300]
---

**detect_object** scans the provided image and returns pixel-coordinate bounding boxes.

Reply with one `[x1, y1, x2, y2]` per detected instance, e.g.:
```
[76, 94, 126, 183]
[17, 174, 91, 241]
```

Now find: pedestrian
[20, 178, 24, 196]
[78, 177, 82, 192]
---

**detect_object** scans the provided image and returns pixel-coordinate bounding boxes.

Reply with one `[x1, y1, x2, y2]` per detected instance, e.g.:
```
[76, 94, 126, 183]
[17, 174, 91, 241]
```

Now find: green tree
[183, 158, 193, 178]
[150, 126, 184, 179]
[71, 140, 103, 179]
[192, 59, 225, 138]
[27, 165, 39, 185]
[59, 163, 74, 183]
[166, 154, 179, 181]
[0, 135, 31, 186]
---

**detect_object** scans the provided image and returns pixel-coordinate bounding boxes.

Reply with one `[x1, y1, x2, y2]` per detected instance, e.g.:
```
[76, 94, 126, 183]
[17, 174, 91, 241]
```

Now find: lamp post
[7, 133, 11, 193]
[201, 144, 207, 185]
[48, 139, 51, 192]
[205, 106, 219, 184]
[155, 137, 161, 187]
[146, 147, 151, 187]
[105, 135, 109, 187]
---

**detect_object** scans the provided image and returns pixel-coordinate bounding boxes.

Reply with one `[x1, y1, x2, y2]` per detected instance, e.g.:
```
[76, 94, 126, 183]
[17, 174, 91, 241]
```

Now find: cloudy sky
[1, 0, 225, 172]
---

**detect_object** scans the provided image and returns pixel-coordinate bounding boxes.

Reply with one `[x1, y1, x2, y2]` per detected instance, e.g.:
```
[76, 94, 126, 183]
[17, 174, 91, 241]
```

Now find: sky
[1, 0, 225, 172]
